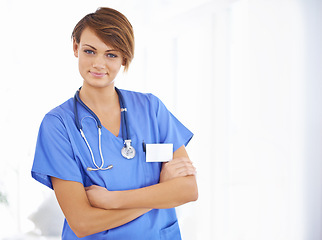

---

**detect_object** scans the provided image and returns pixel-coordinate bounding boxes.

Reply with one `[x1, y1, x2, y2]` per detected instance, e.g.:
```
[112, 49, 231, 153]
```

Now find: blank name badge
[146, 143, 173, 162]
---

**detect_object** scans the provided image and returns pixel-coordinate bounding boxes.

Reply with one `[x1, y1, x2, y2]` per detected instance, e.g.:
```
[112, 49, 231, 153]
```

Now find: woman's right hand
[159, 157, 196, 183]
[85, 185, 118, 209]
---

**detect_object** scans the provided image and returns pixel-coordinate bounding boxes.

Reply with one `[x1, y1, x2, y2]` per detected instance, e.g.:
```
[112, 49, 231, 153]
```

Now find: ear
[73, 38, 79, 58]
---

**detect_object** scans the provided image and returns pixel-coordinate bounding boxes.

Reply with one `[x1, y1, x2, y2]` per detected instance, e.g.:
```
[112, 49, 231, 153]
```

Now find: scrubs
[32, 89, 193, 240]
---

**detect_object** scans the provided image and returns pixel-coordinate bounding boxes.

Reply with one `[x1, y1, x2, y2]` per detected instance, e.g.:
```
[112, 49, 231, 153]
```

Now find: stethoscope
[73, 87, 136, 171]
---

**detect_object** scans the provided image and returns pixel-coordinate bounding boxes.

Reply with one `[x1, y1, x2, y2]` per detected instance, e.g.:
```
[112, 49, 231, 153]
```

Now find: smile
[90, 71, 107, 78]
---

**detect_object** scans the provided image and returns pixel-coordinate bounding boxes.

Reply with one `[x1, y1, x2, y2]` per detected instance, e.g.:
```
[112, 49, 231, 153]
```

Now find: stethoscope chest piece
[121, 140, 136, 159]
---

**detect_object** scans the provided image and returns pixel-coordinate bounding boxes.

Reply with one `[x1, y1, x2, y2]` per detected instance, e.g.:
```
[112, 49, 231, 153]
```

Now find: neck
[79, 83, 119, 112]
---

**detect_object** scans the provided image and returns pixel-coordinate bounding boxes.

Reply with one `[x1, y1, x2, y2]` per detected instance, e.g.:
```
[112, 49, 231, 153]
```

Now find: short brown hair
[72, 7, 134, 71]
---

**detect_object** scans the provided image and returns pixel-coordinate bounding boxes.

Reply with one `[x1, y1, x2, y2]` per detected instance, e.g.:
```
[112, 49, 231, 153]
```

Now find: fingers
[169, 157, 196, 172]
[163, 157, 197, 177]
[166, 157, 192, 167]
[177, 165, 197, 176]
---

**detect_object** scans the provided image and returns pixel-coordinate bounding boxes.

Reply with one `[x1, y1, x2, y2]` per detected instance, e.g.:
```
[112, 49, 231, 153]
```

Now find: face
[73, 27, 125, 89]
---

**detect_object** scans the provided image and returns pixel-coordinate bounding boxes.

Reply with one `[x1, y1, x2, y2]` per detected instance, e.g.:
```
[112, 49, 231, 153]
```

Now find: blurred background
[0, 0, 322, 239]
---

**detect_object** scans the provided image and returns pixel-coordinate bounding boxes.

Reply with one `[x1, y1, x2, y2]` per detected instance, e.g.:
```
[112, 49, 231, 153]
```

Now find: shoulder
[119, 89, 158, 101]
[45, 98, 74, 119]
[119, 89, 168, 116]
[118, 89, 170, 117]
[118, 88, 162, 109]
[41, 98, 74, 128]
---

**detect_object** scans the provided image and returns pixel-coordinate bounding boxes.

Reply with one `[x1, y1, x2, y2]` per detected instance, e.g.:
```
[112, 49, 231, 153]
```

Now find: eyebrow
[83, 44, 117, 52]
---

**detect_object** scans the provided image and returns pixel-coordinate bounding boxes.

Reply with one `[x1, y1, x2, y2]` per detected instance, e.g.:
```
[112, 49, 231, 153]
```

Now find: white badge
[146, 143, 173, 162]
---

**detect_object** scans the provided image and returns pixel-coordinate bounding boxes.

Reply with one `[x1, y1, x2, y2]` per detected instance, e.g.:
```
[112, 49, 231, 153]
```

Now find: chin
[83, 79, 116, 89]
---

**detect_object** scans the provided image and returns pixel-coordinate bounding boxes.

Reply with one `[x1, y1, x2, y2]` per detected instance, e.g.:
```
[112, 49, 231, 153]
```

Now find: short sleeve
[31, 114, 83, 189]
[150, 94, 193, 151]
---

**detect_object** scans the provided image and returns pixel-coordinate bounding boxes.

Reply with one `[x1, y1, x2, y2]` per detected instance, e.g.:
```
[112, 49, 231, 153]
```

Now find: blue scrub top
[31, 89, 193, 240]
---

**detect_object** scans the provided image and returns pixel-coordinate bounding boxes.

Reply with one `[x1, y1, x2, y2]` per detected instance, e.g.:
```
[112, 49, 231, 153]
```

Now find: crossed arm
[51, 145, 198, 238]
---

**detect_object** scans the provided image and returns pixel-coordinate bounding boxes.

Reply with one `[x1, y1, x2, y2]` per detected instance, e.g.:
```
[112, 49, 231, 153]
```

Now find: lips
[90, 71, 107, 78]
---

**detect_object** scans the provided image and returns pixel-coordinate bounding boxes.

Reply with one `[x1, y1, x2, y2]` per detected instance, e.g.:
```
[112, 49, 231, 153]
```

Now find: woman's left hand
[85, 185, 118, 209]
[159, 157, 196, 183]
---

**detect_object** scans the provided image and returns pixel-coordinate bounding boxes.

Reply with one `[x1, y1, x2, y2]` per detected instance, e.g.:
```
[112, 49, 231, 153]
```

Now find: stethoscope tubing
[73, 87, 135, 171]
[74, 87, 102, 130]
[74, 87, 130, 140]
[115, 87, 130, 141]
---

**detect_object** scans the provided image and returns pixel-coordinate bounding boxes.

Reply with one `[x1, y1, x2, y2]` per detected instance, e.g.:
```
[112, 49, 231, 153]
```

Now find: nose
[92, 55, 105, 70]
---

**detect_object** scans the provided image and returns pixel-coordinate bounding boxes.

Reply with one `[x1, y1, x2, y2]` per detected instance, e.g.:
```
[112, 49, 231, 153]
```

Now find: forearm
[85, 146, 198, 211]
[110, 175, 198, 210]
[51, 177, 150, 238]
[75, 206, 150, 237]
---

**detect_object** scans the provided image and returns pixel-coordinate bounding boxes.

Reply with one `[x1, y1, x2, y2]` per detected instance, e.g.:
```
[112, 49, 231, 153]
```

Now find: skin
[85, 146, 197, 210]
[51, 27, 198, 238]
[73, 27, 124, 136]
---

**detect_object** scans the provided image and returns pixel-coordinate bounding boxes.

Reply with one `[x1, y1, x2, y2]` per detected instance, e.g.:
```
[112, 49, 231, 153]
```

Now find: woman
[32, 7, 198, 239]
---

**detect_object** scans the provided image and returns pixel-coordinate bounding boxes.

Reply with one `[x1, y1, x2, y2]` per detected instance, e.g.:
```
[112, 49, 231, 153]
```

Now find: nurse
[32, 7, 198, 239]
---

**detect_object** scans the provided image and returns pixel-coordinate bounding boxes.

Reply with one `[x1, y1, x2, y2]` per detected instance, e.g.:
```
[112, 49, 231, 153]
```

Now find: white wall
[0, 0, 322, 239]
[301, 0, 322, 239]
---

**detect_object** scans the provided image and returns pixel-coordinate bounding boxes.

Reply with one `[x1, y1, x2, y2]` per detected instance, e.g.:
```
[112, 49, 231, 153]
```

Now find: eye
[107, 53, 117, 58]
[84, 49, 95, 55]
